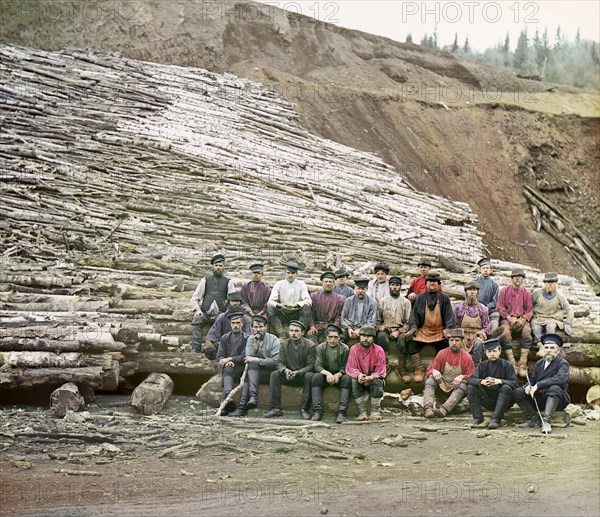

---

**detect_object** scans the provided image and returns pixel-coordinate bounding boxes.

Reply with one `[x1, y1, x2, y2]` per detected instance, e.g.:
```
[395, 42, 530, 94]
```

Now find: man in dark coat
[240, 263, 271, 317]
[203, 292, 251, 356]
[466, 338, 518, 429]
[307, 272, 345, 344]
[514, 334, 570, 434]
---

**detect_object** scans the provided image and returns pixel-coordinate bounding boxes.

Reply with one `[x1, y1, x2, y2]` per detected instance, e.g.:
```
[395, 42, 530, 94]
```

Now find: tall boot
[436, 386, 466, 417]
[221, 373, 236, 414]
[489, 390, 513, 429]
[422, 381, 436, 418]
[411, 353, 425, 383]
[541, 397, 559, 434]
[395, 356, 412, 384]
[466, 386, 485, 426]
[336, 388, 351, 424]
[504, 348, 518, 373]
[516, 397, 540, 427]
[228, 383, 249, 417]
[370, 397, 383, 420]
[268, 315, 284, 339]
[354, 394, 369, 421]
[517, 348, 530, 378]
[311, 387, 323, 421]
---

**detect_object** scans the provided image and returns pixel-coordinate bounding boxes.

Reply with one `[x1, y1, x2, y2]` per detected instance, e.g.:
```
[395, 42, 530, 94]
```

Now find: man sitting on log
[346, 325, 387, 421]
[475, 257, 500, 332]
[341, 277, 377, 345]
[406, 273, 454, 383]
[240, 263, 271, 317]
[515, 334, 570, 434]
[376, 276, 412, 381]
[466, 338, 518, 429]
[267, 261, 312, 338]
[423, 328, 475, 418]
[216, 311, 250, 415]
[310, 324, 351, 423]
[532, 272, 574, 345]
[407, 259, 441, 302]
[333, 269, 355, 299]
[203, 292, 251, 358]
[264, 321, 315, 419]
[495, 268, 533, 377]
[307, 272, 345, 345]
[228, 315, 280, 418]
[367, 262, 390, 304]
[191, 254, 236, 356]
[453, 281, 490, 365]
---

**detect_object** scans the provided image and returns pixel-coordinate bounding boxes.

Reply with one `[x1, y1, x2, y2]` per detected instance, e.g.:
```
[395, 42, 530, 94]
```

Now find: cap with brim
[326, 324, 342, 335]
[227, 292, 243, 302]
[354, 277, 369, 288]
[418, 259, 432, 267]
[284, 261, 301, 272]
[484, 338, 501, 350]
[252, 315, 268, 325]
[249, 263, 264, 273]
[425, 273, 441, 283]
[358, 325, 377, 337]
[320, 271, 336, 281]
[374, 262, 390, 273]
[211, 254, 225, 265]
[389, 276, 402, 285]
[477, 257, 491, 267]
[510, 268, 526, 278]
[447, 328, 464, 338]
[464, 281, 480, 292]
[543, 272, 559, 283]
[227, 311, 245, 321]
[334, 269, 348, 279]
[540, 333, 563, 347]
[289, 320, 306, 331]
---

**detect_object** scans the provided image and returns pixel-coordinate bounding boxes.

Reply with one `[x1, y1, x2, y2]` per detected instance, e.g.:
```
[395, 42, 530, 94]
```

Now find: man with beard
[466, 338, 518, 429]
[453, 282, 491, 365]
[532, 272, 574, 344]
[333, 269, 355, 299]
[367, 262, 391, 305]
[514, 334, 570, 434]
[240, 263, 271, 317]
[264, 321, 316, 419]
[228, 315, 280, 417]
[346, 325, 387, 421]
[423, 328, 475, 418]
[407, 259, 442, 302]
[376, 276, 412, 381]
[203, 292, 251, 358]
[406, 273, 454, 383]
[496, 268, 534, 377]
[341, 278, 378, 345]
[310, 324, 351, 423]
[216, 311, 250, 415]
[191, 254, 236, 355]
[475, 257, 500, 332]
[307, 272, 345, 345]
[267, 261, 312, 338]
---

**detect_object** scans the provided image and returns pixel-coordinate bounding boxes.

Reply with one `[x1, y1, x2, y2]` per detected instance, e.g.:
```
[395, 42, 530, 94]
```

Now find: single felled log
[0, 366, 105, 389]
[1, 351, 82, 368]
[50, 382, 85, 417]
[123, 351, 218, 376]
[0, 338, 127, 352]
[131, 373, 174, 415]
[569, 366, 600, 386]
[561, 343, 600, 367]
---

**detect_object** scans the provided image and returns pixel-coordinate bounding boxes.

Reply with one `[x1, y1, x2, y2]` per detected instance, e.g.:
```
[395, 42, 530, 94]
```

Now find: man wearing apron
[423, 328, 475, 418]
[453, 281, 491, 365]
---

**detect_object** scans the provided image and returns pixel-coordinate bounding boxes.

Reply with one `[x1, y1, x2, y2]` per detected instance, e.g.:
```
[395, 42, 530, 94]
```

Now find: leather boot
[489, 390, 513, 429]
[504, 348, 518, 373]
[423, 381, 436, 418]
[516, 397, 540, 427]
[336, 388, 351, 424]
[354, 394, 369, 421]
[436, 385, 466, 417]
[370, 397, 383, 420]
[517, 348, 530, 378]
[411, 353, 425, 383]
[541, 397, 559, 434]
[311, 387, 323, 421]
[466, 387, 484, 426]
[395, 356, 412, 384]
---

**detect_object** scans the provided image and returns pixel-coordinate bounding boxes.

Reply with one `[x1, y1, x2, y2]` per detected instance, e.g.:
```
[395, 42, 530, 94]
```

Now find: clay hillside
[1, 0, 598, 286]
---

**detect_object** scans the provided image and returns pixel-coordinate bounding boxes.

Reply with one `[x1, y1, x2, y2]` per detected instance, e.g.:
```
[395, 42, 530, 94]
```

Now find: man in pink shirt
[346, 325, 387, 421]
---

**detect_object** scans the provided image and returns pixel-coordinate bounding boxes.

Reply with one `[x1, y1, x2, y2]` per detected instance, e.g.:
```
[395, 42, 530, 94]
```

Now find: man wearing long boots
[453, 282, 490, 366]
[423, 328, 475, 418]
[264, 321, 315, 419]
[514, 334, 570, 434]
[346, 325, 387, 421]
[310, 324, 352, 423]
[228, 315, 280, 417]
[466, 338, 518, 429]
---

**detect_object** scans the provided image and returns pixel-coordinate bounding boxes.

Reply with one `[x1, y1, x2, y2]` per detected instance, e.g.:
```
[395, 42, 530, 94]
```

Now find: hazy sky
[256, 1, 600, 51]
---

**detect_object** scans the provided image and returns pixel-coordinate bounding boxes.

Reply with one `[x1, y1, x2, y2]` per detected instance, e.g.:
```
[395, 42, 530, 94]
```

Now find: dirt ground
[1, 395, 599, 517]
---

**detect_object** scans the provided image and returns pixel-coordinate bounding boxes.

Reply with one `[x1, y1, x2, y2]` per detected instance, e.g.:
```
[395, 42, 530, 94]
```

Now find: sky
[255, 1, 600, 51]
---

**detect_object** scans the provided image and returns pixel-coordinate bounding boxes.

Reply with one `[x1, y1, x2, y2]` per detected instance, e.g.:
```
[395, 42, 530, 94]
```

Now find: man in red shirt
[407, 259, 442, 301]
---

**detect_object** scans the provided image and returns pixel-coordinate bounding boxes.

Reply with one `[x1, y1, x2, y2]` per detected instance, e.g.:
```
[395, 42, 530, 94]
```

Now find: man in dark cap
[453, 281, 491, 365]
[475, 257, 500, 332]
[341, 277, 378, 344]
[216, 311, 250, 415]
[532, 272, 574, 345]
[496, 268, 533, 377]
[228, 315, 280, 417]
[264, 321, 315, 419]
[310, 324, 352, 423]
[466, 338, 518, 429]
[423, 328, 474, 418]
[240, 263, 271, 317]
[407, 259, 441, 302]
[514, 334, 570, 434]
[307, 272, 345, 344]
[346, 325, 387, 420]
[333, 269, 355, 299]
[406, 273, 455, 383]
[267, 261, 312, 338]
[367, 262, 390, 304]
[202, 292, 252, 359]
[191, 254, 236, 354]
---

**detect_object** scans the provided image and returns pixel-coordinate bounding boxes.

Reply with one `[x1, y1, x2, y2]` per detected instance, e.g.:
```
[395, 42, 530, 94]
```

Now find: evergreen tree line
[405, 26, 600, 90]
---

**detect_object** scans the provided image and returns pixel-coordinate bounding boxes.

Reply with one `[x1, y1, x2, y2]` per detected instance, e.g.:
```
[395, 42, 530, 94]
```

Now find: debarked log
[561, 343, 600, 367]
[123, 351, 218, 376]
[131, 373, 174, 415]
[1, 351, 82, 368]
[0, 338, 127, 352]
[569, 366, 600, 386]
[50, 382, 86, 417]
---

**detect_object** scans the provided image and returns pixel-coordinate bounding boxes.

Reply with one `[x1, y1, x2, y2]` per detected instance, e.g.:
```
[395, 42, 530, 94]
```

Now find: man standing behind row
[333, 269, 355, 299]
[367, 262, 390, 304]
[475, 257, 500, 332]
[241, 263, 271, 317]
[307, 272, 345, 344]
[407, 259, 441, 301]
[341, 277, 377, 343]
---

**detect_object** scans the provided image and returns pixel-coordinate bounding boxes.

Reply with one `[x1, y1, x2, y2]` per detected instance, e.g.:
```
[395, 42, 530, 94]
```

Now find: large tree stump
[131, 373, 174, 415]
[49, 382, 86, 416]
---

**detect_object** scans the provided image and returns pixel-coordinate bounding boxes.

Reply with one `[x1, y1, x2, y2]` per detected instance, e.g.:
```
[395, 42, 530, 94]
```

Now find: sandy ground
[1, 395, 599, 517]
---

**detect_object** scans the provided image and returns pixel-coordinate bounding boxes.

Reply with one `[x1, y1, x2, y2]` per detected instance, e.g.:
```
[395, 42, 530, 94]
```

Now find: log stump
[131, 373, 174, 415]
[49, 382, 85, 417]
